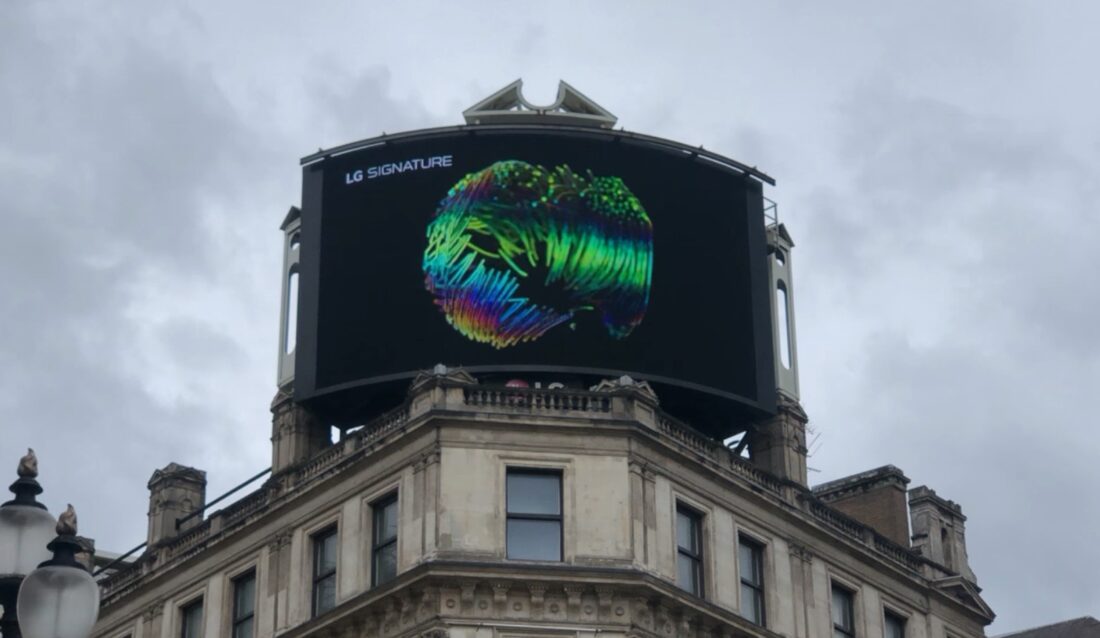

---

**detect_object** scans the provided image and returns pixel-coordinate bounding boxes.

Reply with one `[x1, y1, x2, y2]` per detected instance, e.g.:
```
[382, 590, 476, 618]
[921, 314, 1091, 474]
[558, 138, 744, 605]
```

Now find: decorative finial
[17, 448, 38, 478]
[463, 79, 618, 128]
[57, 504, 78, 536]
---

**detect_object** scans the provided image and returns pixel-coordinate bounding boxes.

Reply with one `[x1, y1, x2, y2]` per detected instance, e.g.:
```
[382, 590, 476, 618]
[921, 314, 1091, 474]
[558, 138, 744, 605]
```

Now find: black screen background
[298, 130, 774, 422]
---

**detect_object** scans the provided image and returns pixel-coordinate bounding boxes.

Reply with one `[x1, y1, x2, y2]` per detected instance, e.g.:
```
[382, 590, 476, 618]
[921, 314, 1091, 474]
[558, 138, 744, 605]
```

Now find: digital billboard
[295, 126, 776, 433]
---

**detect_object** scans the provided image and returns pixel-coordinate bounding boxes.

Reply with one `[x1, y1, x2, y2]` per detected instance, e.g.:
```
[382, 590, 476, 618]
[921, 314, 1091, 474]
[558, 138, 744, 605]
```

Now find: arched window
[284, 269, 299, 355]
[777, 282, 792, 369]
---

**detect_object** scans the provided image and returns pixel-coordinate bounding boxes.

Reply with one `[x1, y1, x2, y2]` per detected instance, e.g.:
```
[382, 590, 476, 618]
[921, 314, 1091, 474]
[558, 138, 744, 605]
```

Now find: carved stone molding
[563, 584, 585, 616]
[141, 600, 163, 623]
[340, 616, 365, 638]
[267, 529, 293, 552]
[459, 581, 476, 609]
[383, 595, 402, 631]
[400, 590, 418, 625]
[632, 595, 653, 629]
[366, 609, 383, 635]
[252, 575, 773, 638]
[491, 581, 510, 610]
[596, 586, 614, 620]
[789, 542, 814, 563]
[528, 583, 548, 618]
[654, 602, 674, 635]
[418, 586, 439, 615]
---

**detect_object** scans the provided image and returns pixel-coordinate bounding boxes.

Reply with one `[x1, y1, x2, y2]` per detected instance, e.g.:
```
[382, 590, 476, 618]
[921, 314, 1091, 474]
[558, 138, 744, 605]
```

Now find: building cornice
[97, 380, 990, 625]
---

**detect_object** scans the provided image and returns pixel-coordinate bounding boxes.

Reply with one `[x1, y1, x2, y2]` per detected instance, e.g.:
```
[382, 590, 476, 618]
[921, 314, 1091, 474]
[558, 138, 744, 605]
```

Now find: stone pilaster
[748, 394, 809, 487]
[270, 387, 330, 475]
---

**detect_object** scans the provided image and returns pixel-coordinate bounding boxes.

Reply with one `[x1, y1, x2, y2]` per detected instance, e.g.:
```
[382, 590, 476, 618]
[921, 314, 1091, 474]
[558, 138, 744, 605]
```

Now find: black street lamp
[0, 451, 99, 638]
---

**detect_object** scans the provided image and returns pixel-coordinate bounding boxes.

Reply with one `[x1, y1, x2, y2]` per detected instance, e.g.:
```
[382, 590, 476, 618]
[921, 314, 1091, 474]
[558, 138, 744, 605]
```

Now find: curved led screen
[295, 127, 776, 429]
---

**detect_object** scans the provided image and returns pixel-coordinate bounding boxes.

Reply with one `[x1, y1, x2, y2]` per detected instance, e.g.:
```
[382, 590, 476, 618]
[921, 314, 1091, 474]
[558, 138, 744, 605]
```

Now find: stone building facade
[91, 369, 993, 638]
[90, 84, 994, 638]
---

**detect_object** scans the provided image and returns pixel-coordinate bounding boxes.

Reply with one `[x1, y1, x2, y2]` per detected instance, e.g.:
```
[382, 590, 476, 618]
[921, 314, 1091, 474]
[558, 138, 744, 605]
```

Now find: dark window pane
[506, 519, 561, 560]
[313, 575, 336, 615]
[677, 554, 700, 595]
[234, 574, 256, 620]
[741, 584, 763, 624]
[676, 510, 695, 552]
[677, 554, 693, 591]
[314, 531, 337, 576]
[885, 613, 906, 638]
[181, 601, 203, 638]
[676, 508, 702, 555]
[312, 527, 338, 617]
[831, 586, 853, 633]
[232, 617, 254, 638]
[507, 473, 561, 515]
[373, 543, 397, 585]
[740, 541, 762, 584]
[371, 495, 399, 587]
[378, 499, 398, 542]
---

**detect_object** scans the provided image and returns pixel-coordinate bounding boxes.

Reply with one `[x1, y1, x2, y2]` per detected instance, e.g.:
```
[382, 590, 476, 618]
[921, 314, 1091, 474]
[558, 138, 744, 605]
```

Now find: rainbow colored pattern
[423, 160, 653, 349]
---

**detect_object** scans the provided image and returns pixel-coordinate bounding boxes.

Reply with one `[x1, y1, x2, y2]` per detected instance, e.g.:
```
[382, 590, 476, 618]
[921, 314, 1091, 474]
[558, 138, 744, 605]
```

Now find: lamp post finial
[57, 504, 77, 536]
[17, 448, 38, 478]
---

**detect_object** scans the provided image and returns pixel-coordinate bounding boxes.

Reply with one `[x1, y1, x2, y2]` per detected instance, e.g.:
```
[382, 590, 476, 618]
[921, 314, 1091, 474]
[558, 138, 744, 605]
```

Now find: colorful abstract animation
[423, 160, 654, 349]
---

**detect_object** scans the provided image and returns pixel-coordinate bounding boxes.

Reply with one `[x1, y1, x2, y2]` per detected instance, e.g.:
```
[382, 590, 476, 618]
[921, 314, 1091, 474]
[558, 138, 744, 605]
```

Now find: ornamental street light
[0, 451, 99, 638]
[17, 505, 100, 638]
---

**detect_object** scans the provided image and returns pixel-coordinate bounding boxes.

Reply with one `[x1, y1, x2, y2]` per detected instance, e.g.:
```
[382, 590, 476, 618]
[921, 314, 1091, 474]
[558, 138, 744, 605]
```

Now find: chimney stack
[813, 465, 911, 546]
[909, 486, 977, 583]
[749, 395, 809, 486]
[146, 463, 206, 547]
[271, 388, 330, 475]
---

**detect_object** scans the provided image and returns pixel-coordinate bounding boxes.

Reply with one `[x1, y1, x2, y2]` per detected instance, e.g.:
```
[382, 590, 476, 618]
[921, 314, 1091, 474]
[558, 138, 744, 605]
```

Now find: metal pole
[0, 577, 23, 638]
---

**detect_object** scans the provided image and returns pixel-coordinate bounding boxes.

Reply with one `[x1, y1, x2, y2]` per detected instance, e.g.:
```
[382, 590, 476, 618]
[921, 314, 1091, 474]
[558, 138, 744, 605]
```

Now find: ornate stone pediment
[933, 575, 995, 624]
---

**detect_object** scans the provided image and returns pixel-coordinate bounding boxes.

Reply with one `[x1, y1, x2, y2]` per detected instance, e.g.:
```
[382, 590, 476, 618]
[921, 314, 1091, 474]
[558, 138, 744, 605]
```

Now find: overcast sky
[3, 1, 1097, 631]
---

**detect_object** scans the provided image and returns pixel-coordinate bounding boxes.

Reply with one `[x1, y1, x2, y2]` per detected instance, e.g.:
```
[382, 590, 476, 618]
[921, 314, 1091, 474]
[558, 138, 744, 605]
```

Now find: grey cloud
[306, 64, 439, 151]
[2, 6, 278, 547]
[798, 80, 1100, 629]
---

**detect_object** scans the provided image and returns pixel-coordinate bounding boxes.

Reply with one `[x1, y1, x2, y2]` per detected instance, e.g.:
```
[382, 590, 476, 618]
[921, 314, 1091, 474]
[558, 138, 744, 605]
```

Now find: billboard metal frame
[300, 124, 776, 186]
[295, 124, 778, 433]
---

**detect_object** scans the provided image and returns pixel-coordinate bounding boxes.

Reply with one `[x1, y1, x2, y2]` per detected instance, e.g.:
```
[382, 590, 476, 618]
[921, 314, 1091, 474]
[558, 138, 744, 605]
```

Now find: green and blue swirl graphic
[423, 160, 654, 349]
